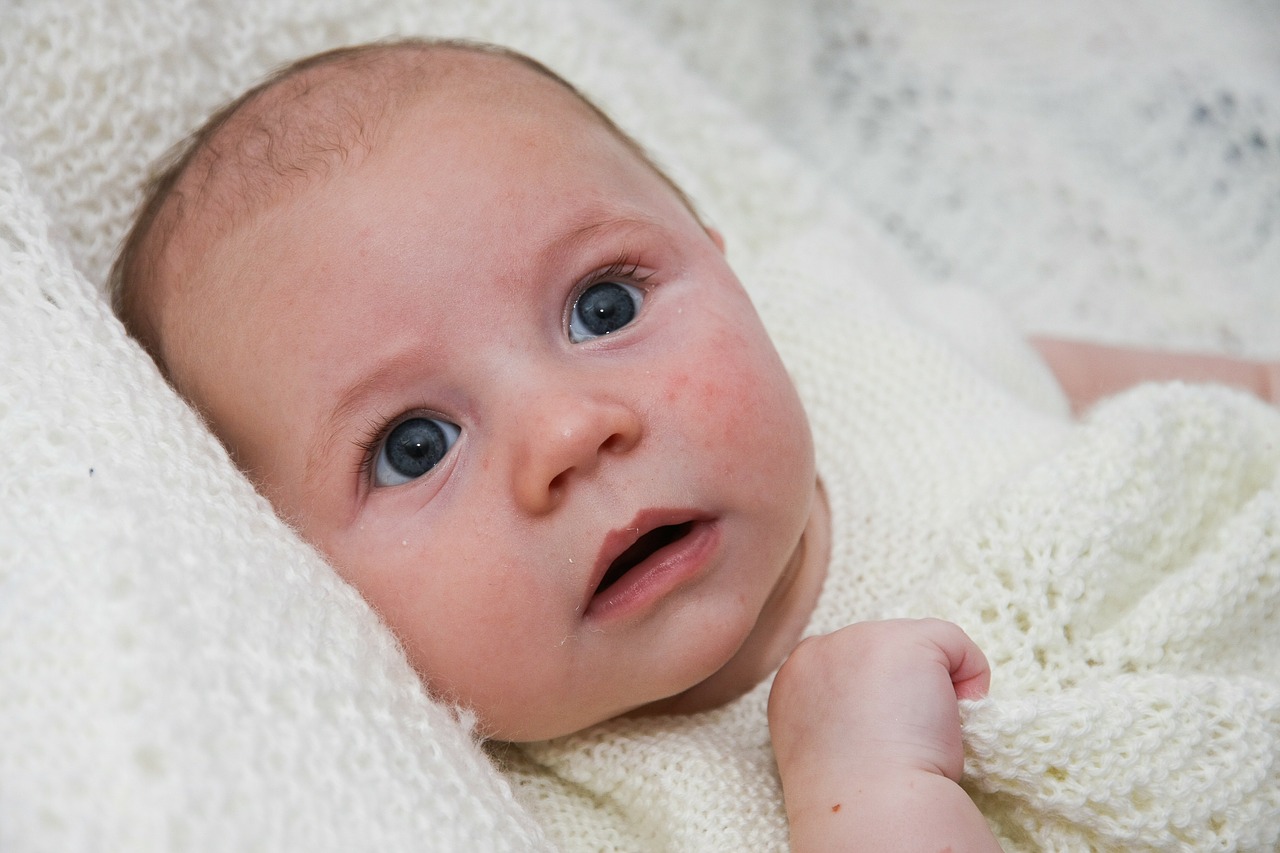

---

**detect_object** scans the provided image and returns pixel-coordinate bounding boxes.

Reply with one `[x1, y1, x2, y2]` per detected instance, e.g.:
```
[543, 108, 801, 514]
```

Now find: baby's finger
[920, 619, 991, 701]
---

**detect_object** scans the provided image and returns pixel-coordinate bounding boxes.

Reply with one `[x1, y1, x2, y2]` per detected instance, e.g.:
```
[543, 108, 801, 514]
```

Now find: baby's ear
[706, 227, 726, 254]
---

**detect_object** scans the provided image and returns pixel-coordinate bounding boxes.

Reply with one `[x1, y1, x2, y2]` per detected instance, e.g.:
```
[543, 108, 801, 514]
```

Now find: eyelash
[352, 412, 395, 482]
[352, 254, 655, 486]
[571, 254, 653, 301]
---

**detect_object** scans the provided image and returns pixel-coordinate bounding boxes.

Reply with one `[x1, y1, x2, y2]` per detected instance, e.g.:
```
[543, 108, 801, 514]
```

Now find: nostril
[542, 431, 630, 502]
[600, 431, 629, 454]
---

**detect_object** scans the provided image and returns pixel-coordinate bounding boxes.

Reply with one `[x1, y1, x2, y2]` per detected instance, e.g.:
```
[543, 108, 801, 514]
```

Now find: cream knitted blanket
[2, 1, 1277, 850]
[510, 233, 1280, 850]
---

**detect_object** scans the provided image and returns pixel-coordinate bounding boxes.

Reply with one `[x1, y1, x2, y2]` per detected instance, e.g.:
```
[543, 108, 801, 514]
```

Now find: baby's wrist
[776, 722, 966, 790]
[778, 745, 957, 796]
[783, 765, 997, 853]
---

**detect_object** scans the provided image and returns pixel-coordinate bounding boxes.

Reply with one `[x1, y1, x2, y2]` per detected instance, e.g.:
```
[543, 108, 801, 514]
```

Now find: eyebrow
[302, 345, 435, 499]
[548, 212, 666, 261]
[301, 212, 671, 499]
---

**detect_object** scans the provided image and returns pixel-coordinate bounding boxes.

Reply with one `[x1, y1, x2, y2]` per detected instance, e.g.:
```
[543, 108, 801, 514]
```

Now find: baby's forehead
[121, 45, 557, 376]
[172, 47, 575, 251]
[131, 41, 698, 387]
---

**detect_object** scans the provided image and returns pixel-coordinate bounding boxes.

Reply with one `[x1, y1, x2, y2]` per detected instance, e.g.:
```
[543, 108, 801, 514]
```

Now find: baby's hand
[767, 619, 999, 852]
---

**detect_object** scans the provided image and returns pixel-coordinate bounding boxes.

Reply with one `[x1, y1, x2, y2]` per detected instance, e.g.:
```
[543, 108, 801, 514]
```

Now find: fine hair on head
[108, 36, 700, 374]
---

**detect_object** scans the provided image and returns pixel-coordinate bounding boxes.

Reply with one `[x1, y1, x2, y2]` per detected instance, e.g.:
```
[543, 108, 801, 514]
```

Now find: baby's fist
[767, 619, 989, 784]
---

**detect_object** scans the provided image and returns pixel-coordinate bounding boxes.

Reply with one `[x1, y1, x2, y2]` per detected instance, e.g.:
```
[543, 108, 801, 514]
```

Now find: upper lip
[583, 508, 708, 612]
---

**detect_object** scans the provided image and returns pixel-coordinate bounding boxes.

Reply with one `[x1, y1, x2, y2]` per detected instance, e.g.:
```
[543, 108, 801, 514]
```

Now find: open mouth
[594, 521, 696, 596]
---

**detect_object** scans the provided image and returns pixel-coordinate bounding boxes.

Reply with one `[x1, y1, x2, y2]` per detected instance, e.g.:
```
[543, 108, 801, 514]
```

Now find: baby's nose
[509, 391, 642, 515]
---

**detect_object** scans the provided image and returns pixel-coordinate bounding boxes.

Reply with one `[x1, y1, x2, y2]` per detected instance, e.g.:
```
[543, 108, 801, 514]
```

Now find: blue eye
[568, 280, 644, 343]
[374, 417, 460, 487]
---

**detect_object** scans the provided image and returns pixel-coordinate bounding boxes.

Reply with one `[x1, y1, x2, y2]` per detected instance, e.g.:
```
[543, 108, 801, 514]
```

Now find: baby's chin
[479, 707, 632, 744]
[616, 638, 775, 727]
[445, 495, 824, 743]
[478, 646, 750, 742]
[481, 683, 719, 743]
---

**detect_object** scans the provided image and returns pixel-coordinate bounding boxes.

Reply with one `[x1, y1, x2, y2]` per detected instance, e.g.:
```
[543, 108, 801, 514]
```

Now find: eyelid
[353, 409, 459, 490]
[564, 255, 654, 334]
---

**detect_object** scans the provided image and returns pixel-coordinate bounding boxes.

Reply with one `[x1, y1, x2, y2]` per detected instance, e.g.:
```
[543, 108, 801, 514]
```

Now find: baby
[110, 38, 1278, 850]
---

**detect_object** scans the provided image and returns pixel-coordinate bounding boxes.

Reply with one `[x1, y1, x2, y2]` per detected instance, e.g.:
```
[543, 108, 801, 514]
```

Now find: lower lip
[584, 520, 721, 621]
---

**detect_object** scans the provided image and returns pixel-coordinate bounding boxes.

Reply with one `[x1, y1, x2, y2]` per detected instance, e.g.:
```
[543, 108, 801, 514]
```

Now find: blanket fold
[931, 384, 1280, 850]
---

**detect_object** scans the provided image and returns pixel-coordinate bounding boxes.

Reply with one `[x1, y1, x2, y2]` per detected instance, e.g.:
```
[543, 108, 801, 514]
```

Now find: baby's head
[112, 39, 824, 741]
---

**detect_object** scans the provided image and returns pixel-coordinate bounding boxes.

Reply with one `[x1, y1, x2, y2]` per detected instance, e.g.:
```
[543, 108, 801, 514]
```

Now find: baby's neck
[629, 481, 831, 717]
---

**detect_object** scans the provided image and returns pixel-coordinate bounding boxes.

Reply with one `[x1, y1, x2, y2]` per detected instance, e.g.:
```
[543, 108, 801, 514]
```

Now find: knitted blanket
[1, 1, 1276, 850]
[508, 232, 1280, 850]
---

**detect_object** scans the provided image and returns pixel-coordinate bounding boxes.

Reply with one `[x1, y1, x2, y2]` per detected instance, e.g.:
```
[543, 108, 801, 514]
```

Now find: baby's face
[161, 64, 821, 740]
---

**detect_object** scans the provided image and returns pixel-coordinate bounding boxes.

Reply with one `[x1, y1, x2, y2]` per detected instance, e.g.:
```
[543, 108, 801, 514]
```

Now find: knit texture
[1, 1, 1277, 851]
[508, 232, 1280, 851]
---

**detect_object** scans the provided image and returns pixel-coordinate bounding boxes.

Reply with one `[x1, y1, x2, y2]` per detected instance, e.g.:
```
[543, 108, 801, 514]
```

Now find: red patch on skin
[663, 372, 690, 403]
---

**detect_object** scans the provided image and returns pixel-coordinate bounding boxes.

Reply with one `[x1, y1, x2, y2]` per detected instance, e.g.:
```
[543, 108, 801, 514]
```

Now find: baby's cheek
[687, 330, 796, 472]
[662, 370, 691, 404]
